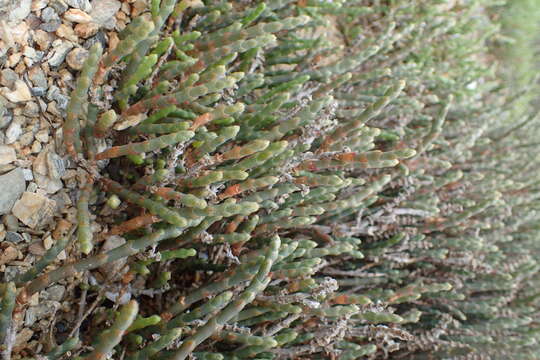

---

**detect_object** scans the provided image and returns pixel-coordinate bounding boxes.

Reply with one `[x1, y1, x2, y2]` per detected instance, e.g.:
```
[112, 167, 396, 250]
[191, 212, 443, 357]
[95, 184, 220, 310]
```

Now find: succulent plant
[2, 1, 540, 359]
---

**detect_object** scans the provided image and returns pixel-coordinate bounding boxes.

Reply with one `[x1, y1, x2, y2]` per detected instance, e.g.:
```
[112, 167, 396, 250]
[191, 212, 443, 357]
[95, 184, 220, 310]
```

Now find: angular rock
[31, 87, 47, 97]
[22, 168, 33, 180]
[50, 0, 68, 14]
[43, 235, 53, 249]
[32, 0, 48, 11]
[35, 146, 60, 178]
[29, 240, 46, 255]
[32, 147, 49, 175]
[46, 86, 69, 109]
[2, 80, 32, 103]
[22, 101, 40, 117]
[89, 0, 120, 25]
[66, 0, 92, 11]
[12, 192, 56, 228]
[35, 129, 49, 143]
[46, 152, 66, 179]
[0, 168, 26, 215]
[25, 12, 42, 30]
[6, 231, 23, 243]
[7, 53, 21, 68]
[56, 23, 78, 42]
[46, 284, 66, 301]
[34, 172, 63, 194]
[0, 145, 16, 165]
[50, 191, 72, 213]
[63, 8, 93, 23]
[8, 0, 31, 23]
[66, 47, 89, 70]
[5, 121, 22, 144]
[31, 141, 42, 153]
[40, 19, 62, 33]
[9, 21, 30, 45]
[41, 7, 60, 22]
[3, 214, 19, 230]
[47, 41, 74, 67]
[33, 30, 54, 51]
[83, 30, 108, 50]
[26, 183, 38, 193]
[0, 165, 16, 174]
[0, 107, 12, 129]
[131, 0, 146, 17]
[0, 69, 18, 88]
[0, 245, 17, 266]
[24, 307, 37, 326]
[28, 67, 48, 90]
[23, 46, 43, 66]
[19, 131, 35, 147]
[74, 22, 99, 38]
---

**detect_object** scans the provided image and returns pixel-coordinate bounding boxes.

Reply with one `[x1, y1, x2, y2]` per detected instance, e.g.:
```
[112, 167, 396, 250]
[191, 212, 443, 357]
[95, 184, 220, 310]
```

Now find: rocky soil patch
[0, 0, 143, 354]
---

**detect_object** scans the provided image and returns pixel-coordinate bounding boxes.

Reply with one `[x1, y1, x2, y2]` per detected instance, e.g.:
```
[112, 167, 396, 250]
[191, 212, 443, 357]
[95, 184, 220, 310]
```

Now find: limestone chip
[0, 168, 26, 215]
[12, 192, 56, 228]
[0, 145, 16, 165]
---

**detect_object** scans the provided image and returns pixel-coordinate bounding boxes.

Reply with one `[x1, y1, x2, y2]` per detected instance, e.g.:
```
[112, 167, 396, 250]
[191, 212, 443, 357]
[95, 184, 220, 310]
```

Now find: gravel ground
[0, 0, 143, 355]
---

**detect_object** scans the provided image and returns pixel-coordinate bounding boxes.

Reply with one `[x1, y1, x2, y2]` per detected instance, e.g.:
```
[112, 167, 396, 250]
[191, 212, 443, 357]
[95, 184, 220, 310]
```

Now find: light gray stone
[0, 168, 26, 215]
[23, 46, 38, 61]
[28, 67, 48, 89]
[3, 214, 19, 230]
[0, 145, 16, 165]
[66, 0, 91, 11]
[5, 121, 22, 144]
[26, 182, 38, 192]
[40, 19, 62, 33]
[4, 121, 22, 144]
[0, 107, 12, 129]
[46, 86, 69, 109]
[46, 284, 66, 301]
[47, 41, 74, 67]
[41, 7, 60, 22]
[0, 69, 18, 88]
[89, 0, 120, 25]
[24, 307, 37, 326]
[22, 168, 33, 180]
[34, 172, 63, 194]
[50, 0, 68, 14]
[8, 0, 31, 23]
[0, 0, 13, 15]
[46, 152, 66, 179]
[0, 164, 15, 173]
